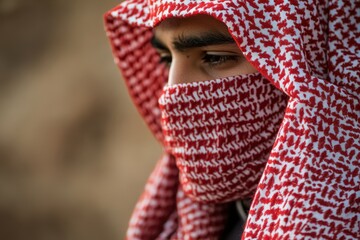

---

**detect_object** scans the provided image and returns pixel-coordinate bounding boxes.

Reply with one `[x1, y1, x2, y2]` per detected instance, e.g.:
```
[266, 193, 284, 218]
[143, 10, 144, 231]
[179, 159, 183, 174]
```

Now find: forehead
[154, 14, 230, 36]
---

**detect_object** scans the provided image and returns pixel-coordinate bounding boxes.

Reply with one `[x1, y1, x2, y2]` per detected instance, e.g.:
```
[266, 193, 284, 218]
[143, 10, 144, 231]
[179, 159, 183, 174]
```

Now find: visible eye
[202, 52, 241, 67]
[159, 54, 172, 67]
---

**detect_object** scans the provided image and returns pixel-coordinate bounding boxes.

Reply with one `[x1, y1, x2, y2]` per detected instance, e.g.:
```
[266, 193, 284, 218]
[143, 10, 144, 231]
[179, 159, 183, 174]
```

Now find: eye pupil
[157, 53, 240, 68]
[202, 54, 239, 66]
[208, 55, 222, 63]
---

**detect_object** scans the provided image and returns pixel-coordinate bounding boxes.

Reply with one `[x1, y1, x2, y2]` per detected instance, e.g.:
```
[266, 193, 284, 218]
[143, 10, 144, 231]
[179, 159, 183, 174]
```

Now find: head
[155, 16, 288, 203]
[106, 4, 288, 203]
[152, 15, 258, 85]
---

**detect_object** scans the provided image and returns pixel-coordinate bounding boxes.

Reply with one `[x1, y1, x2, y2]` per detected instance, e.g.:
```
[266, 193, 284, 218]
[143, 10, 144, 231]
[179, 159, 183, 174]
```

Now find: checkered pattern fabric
[104, 0, 360, 239]
[159, 73, 287, 204]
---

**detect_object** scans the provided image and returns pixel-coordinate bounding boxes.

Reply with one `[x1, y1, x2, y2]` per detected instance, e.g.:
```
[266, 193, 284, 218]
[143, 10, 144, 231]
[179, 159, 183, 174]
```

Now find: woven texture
[104, 0, 360, 239]
[159, 73, 287, 204]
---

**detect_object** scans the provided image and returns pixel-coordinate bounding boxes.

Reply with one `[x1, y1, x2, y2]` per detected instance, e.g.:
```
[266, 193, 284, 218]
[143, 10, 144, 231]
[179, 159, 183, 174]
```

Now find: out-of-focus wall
[0, 0, 161, 239]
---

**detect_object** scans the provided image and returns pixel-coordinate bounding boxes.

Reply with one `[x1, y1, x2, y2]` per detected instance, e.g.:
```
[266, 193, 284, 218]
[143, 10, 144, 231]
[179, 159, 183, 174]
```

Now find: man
[105, 0, 360, 239]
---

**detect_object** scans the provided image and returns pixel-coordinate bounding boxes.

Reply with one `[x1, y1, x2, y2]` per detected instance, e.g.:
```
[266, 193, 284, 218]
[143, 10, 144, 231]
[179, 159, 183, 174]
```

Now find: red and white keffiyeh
[159, 73, 287, 204]
[104, 0, 360, 239]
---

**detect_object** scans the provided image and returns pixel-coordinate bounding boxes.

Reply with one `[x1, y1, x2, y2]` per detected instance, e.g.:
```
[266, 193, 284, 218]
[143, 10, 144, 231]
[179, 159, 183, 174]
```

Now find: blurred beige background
[0, 0, 161, 239]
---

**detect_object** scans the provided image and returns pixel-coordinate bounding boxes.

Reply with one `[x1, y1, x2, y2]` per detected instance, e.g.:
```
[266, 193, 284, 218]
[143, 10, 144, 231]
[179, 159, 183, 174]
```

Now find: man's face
[152, 15, 258, 85]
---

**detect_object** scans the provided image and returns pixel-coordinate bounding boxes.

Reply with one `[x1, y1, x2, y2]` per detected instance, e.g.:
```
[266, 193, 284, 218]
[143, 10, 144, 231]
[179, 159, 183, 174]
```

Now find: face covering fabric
[104, 0, 360, 239]
[159, 73, 287, 204]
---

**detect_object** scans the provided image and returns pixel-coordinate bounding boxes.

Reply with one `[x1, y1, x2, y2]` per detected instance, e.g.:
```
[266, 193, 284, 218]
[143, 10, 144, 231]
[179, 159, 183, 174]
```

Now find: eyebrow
[151, 31, 236, 52]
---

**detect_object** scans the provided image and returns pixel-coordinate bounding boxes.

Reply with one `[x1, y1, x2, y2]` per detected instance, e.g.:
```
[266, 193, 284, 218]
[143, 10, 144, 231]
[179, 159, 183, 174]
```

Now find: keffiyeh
[104, 0, 360, 239]
[159, 73, 287, 203]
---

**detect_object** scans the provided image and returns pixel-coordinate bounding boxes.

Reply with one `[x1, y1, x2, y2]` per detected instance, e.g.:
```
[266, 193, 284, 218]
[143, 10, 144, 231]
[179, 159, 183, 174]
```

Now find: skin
[152, 15, 258, 85]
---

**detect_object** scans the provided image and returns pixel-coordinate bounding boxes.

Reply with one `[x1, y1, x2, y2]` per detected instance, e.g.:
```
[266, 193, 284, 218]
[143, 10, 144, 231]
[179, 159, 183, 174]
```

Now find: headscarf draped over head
[104, 0, 360, 239]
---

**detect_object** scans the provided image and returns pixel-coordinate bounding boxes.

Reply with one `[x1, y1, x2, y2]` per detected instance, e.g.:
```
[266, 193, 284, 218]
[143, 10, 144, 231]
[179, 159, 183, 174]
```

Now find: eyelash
[159, 55, 172, 65]
[202, 54, 240, 67]
[159, 53, 240, 67]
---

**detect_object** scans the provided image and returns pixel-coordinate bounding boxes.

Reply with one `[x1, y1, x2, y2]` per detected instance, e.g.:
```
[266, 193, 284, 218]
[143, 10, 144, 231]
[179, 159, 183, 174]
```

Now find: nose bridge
[168, 58, 186, 86]
[168, 57, 198, 86]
